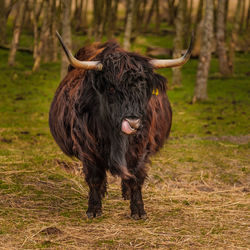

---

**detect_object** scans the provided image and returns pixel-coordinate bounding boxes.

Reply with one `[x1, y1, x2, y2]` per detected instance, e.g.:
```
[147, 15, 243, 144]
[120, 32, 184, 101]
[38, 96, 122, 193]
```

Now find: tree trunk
[0, 0, 17, 44]
[43, 0, 54, 63]
[51, 0, 58, 62]
[216, 0, 230, 76]
[60, 0, 72, 79]
[106, 0, 119, 39]
[0, 0, 6, 44]
[32, 0, 39, 59]
[23, 1, 33, 31]
[194, 0, 204, 35]
[155, 0, 160, 33]
[213, 0, 217, 33]
[239, 0, 246, 33]
[123, 0, 135, 50]
[82, 0, 89, 30]
[133, 0, 142, 35]
[144, 0, 156, 32]
[74, 0, 84, 31]
[224, 0, 229, 39]
[111, 0, 119, 36]
[32, 0, 50, 72]
[228, 0, 242, 74]
[184, 0, 193, 47]
[102, 0, 111, 38]
[182, 0, 188, 47]
[140, 0, 147, 27]
[247, 0, 250, 29]
[167, 0, 176, 26]
[8, 0, 27, 66]
[193, 0, 214, 103]
[93, 0, 105, 41]
[32, 0, 44, 59]
[172, 0, 185, 86]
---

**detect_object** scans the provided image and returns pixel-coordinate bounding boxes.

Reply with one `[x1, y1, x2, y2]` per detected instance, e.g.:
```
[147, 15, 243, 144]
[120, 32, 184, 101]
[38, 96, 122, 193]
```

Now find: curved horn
[56, 31, 103, 71]
[150, 33, 194, 69]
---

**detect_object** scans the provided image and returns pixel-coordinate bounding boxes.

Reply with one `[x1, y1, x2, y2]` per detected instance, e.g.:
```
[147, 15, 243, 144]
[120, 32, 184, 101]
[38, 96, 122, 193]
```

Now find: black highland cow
[49, 32, 192, 219]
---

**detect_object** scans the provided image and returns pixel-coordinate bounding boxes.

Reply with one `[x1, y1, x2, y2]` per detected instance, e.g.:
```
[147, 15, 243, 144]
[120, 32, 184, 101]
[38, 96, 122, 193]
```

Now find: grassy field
[0, 33, 249, 249]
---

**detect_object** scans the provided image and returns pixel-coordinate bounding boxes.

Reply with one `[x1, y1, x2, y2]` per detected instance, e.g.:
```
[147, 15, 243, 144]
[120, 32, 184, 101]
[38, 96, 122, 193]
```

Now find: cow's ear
[150, 73, 166, 94]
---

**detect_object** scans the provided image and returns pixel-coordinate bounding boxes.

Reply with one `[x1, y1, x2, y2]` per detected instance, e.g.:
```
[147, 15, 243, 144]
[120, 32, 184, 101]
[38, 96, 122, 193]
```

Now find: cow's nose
[126, 118, 141, 130]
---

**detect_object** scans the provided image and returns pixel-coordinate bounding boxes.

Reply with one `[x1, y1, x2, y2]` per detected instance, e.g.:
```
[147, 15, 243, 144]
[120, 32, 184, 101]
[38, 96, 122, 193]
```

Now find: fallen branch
[0, 44, 33, 54]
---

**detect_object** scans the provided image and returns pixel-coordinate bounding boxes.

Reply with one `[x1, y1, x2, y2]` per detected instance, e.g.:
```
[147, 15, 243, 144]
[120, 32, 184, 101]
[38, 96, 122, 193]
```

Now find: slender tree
[0, 0, 17, 45]
[239, 0, 246, 33]
[155, 0, 160, 33]
[137, 0, 147, 31]
[184, 0, 193, 47]
[228, 0, 242, 74]
[23, 0, 33, 32]
[106, 0, 119, 39]
[8, 0, 27, 66]
[224, 0, 229, 38]
[32, 0, 50, 72]
[167, 0, 176, 26]
[31, 0, 44, 59]
[172, 0, 185, 86]
[247, 0, 250, 29]
[74, 0, 84, 31]
[0, 0, 6, 44]
[213, 0, 217, 33]
[194, 0, 204, 36]
[82, 0, 89, 30]
[193, 0, 214, 102]
[93, 0, 105, 41]
[43, 0, 54, 62]
[60, 0, 72, 79]
[49, 0, 59, 62]
[144, 0, 157, 32]
[102, 0, 111, 37]
[123, 0, 135, 50]
[216, 0, 230, 76]
[133, 0, 143, 34]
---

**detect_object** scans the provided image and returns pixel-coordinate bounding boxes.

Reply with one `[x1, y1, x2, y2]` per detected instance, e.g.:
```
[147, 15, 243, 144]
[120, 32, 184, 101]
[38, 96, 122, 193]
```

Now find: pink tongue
[121, 120, 134, 134]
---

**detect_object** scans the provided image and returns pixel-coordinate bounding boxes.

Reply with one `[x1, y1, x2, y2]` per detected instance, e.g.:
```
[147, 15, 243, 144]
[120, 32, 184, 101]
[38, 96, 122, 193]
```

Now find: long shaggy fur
[49, 41, 172, 218]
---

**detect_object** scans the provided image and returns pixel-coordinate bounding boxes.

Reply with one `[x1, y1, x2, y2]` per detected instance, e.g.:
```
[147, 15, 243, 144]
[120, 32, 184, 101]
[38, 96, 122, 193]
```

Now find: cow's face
[92, 52, 155, 135]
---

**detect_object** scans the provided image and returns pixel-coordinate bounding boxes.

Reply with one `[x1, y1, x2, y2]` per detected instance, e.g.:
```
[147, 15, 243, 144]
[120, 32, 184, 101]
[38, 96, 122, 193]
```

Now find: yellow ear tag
[152, 88, 159, 96]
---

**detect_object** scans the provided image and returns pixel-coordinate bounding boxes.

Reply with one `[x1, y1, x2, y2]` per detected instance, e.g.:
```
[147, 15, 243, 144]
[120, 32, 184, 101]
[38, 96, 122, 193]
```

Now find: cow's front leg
[123, 177, 147, 220]
[84, 167, 107, 219]
[121, 179, 130, 200]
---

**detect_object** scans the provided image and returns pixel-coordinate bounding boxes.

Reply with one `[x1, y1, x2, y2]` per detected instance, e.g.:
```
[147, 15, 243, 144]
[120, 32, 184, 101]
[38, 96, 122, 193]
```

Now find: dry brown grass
[0, 137, 249, 249]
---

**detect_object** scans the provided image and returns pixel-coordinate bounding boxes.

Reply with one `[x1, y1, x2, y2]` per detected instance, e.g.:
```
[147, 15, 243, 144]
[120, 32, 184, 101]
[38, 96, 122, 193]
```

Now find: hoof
[131, 212, 147, 220]
[86, 212, 94, 219]
[140, 213, 148, 220]
[131, 213, 140, 220]
[86, 210, 102, 219]
[95, 211, 102, 218]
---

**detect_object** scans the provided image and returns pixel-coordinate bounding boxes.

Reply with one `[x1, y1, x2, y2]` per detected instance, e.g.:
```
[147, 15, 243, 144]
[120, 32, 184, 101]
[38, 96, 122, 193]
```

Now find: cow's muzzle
[121, 118, 141, 135]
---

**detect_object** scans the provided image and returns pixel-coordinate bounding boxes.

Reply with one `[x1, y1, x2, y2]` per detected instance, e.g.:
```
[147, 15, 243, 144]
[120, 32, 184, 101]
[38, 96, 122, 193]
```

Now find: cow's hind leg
[84, 166, 107, 219]
[123, 171, 147, 220]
